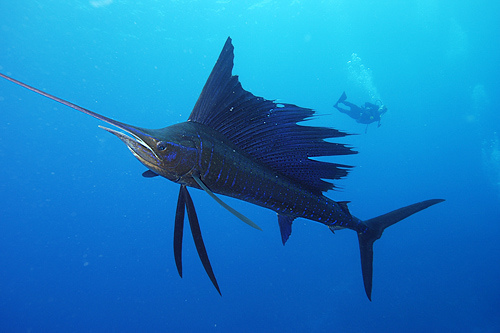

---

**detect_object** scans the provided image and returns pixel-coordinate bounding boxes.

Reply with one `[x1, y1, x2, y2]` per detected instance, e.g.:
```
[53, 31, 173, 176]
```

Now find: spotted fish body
[175, 122, 358, 233]
[0, 37, 444, 300]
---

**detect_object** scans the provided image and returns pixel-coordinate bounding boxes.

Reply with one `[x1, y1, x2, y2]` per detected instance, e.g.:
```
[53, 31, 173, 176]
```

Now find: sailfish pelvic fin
[176, 185, 221, 295]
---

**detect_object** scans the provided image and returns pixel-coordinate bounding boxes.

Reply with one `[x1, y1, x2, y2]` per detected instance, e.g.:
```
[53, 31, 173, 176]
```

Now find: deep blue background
[1, 1, 499, 332]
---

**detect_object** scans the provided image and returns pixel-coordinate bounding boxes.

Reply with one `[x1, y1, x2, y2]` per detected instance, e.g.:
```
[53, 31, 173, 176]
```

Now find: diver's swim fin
[358, 199, 444, 300]
[335, 91, 347, 106]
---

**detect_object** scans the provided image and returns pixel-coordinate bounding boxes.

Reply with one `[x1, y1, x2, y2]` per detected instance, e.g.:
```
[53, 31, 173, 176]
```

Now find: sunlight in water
[90, 0, 113, 8]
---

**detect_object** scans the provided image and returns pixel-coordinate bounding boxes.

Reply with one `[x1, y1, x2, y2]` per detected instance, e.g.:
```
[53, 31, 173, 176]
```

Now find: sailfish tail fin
[358, 199, 444, 300]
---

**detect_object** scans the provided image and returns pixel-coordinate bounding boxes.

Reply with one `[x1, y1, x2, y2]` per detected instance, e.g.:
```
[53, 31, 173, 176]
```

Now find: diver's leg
[334, 104, 350, 114]
[341, 100, 358, 109]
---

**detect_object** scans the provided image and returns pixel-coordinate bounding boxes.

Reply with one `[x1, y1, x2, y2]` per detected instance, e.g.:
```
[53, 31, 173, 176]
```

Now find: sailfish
[0, 37, 443, 300]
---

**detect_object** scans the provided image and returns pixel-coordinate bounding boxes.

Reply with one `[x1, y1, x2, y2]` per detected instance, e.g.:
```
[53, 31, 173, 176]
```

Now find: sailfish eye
[157, 141, 167, 151]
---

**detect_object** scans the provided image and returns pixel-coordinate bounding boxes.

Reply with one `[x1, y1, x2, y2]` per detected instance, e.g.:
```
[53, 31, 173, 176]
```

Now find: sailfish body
[0, 37, 443, 300]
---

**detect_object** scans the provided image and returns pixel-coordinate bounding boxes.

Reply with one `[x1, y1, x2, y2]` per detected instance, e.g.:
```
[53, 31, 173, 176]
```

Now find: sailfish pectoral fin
[174, 186, 186, 277]
[191, 175, 262, 231]
[182, 186, 222, 296]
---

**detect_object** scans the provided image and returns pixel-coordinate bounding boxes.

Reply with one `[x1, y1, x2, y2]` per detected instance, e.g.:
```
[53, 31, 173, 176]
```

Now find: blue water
[1, 1, 499, 332]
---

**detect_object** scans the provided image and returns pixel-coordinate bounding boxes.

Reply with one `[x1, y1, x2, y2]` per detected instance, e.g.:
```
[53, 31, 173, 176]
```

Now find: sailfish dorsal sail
[188, 37, 357, 195]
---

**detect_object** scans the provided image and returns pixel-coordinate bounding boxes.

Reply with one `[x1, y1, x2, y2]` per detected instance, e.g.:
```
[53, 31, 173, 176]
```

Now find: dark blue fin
[277, 214, 295, 245]
[335, 91, 347, 106]
[337, 201, 351, 216]
[188, 37, 356, 195]
[358, 199, 444, 301]
[142, 170, 159, 178]
[174, 186, 186, 277]
[183, 186, 222, 295]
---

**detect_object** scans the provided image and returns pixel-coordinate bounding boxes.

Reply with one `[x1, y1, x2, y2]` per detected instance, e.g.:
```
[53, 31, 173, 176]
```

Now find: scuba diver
[334, 91, 387, 132]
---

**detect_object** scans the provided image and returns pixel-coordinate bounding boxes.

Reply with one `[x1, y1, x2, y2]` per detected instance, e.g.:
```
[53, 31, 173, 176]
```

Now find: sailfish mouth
[98, 125, 161, 166]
